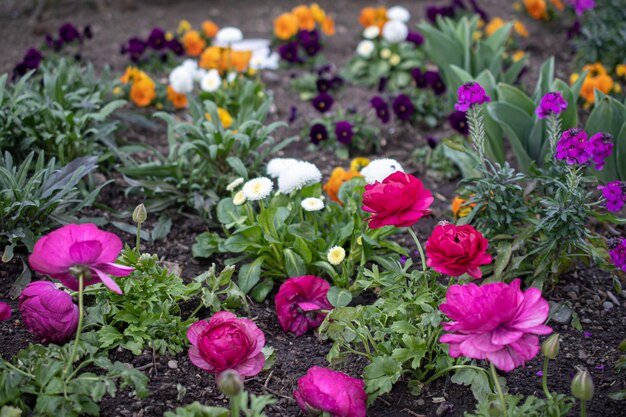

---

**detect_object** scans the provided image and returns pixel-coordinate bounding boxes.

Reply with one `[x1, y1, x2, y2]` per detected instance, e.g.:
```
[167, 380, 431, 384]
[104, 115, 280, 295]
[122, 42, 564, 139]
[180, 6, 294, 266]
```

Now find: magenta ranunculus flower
[425, 222, 493, 279]
[0, 301, 11, 321]
[439, 279, 552, 372]
[187, 311, 265, 377]
[275, 276, 333, 337]
[28, 224, 134, 295]
[19, 281, 79, 343]
[362, 172, 434, 229]
[536, 91, 568, 119]
[294, 366, 367, 417]
[454, 82, 491, 112]
[609, 238, 626, 272]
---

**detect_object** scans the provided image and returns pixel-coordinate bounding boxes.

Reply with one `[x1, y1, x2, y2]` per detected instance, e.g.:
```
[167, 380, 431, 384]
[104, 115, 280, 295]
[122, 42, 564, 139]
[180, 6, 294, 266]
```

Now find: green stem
[422, 364, 489, 387]
[231, 392, 241, 417]
[542, 357, 553, 400]
[580, 400, 586, 417]
[490, 362, 508, 417]
[64, 274, 84, 378]
[136, 223, 142, 253]
[3, 360, 35, 379]
[187, 302, 205, 321]
[407, 227, 427, 273]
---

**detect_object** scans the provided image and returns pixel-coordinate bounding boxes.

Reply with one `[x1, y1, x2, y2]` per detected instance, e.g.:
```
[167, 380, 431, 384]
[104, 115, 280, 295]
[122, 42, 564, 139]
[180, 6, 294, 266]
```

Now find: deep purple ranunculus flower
[335, 121, 354, 145]
[598, 181, 625, 212]
[555, 128, 591, 165]
[311, 92, 334, 113]
[316, 78, 331, 92]
[83, 25, 93, 39]
[455, 82, 491, 112]
[147, 27, 167, 50]
[425, 71, 446, 95]
[536, 92, 568, 119]
[279, 42, 300, 64]
[125, 37, 147, 62]
[406, 31, 424, 46]
[59, 23, 81, 43]
[609, 238, 626, 272]
[22, 48, 43, 70]
[310, 123, 329, 145]
[167, 39, 185, 56]
[393, 94, 415, 121]
[370, 96, 390, 123]
[412, 68, 428, 88]
[448, 110, 469, 136]
[589, 132, 614, 170]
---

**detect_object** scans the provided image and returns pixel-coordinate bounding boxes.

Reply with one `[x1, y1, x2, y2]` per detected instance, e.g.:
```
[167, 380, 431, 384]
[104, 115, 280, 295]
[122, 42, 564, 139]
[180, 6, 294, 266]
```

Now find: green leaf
[238, 258, 264, 293]
[284, 248, 306, 277]
[326, 287, 352, 307]
[363, 356, 402, 402]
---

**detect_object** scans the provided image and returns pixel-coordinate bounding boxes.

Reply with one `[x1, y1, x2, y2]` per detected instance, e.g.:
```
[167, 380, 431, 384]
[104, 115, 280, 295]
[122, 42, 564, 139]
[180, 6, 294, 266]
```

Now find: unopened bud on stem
[542, 333, 560, 360]
[571, 368, 594, 401]
[217, 369, 244, 397]
[132, 203, 147, 224]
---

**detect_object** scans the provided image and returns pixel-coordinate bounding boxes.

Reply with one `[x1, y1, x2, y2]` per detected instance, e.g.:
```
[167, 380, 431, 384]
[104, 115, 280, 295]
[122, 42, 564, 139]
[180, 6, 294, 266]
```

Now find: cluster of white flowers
[266, 158, 300, 178]
[360, 158, 404, 183]
[277, 161, 322, 194]
[357, 5, 411, 57]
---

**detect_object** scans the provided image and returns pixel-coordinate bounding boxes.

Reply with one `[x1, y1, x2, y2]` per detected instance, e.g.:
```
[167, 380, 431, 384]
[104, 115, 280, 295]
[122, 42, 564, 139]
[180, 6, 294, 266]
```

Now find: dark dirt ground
[1, 0, 625, 416]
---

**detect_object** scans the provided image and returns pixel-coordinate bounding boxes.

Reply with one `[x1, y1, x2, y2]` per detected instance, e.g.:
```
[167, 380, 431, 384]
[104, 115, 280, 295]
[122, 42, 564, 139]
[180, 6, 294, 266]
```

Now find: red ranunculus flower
[362, 171, 433, 229]
[187, 311, 265, 377]
[275, 276, 332, 337]
[425, 223, 493, 279]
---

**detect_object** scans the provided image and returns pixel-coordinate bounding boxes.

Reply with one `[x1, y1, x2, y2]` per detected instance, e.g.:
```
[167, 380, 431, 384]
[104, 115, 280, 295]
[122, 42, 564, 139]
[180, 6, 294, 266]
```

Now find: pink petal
[491, 327, 523, 345]
[188, 346, 215, 371]
[69, 240, 103, 264]
[96, 262, 135, 277]
[297, 301, 324, 311]
[233, 352, 265, 377]
[187, 320, 211, 346]
[92, 268, 123, 294]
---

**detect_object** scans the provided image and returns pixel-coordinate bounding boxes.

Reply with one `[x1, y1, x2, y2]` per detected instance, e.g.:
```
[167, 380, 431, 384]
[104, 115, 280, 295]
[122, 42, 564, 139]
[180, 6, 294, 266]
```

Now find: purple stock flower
[588, 132, 613, 170]
[609, 238, 626, 272]
[370, 96, 390, 123]
[335, 121, 354, 145]
[425, 71, 446, 95]
[312, 92, 334, 113]
[147, 27, 167, 50]
[59, 23, 81, 43]
[555, 128, 591, 165]
[536, 92, 568, 119]
[278, 42, 300, 63]
[570, 0, 595, 16]
[455, 82, 490, 112]
[310, 123, 329, 145]
[392, 94, 415, 121]
[448, 111, 469, 135]
[412, 68, 428, 88]
[406, 31, 424, 46]
[597, 181, 625, 212]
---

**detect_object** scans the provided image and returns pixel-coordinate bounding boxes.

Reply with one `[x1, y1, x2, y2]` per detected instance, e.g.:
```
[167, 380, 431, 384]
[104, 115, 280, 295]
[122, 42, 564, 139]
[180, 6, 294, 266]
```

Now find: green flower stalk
[571, 368, 594, 417]
[541, 333, 560, 400]
[133, 203, 147, 252]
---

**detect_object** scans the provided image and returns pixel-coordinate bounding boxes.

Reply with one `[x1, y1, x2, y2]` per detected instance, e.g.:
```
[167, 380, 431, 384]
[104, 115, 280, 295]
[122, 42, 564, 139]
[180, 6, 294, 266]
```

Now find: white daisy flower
[387, 6, 411, 23]
[278, 161, 322, 194]
[233, 191, 247, 205]
[168, 65, 194, 94]
[361, 158, 405, 184]
[301, 197, 325, 212]
[216, 27, 244, 44]
[226, 177, 245, 192]
[363, 25, 380, 39]
[200, 69, 222, 92]
[266, 158, 300, 178]
[242, 177, 273, 201]
[356, 40, 375, 58]
[382, 20, 409, 44]
[327, 246, 346, 265]
[250, 48, 279, 70]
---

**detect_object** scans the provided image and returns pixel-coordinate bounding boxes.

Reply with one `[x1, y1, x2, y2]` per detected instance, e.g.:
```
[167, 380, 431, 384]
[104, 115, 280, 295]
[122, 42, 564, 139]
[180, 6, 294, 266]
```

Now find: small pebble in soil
[602, 301, 614, 310]
[168, 360, 178, 369]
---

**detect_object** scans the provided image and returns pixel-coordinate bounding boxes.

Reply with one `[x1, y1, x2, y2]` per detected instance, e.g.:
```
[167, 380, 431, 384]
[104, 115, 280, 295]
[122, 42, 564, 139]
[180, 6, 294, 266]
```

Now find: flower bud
[217, 369, 244, 396]
[132, 203, 147, 224]
[571, 368, 594, 401]
[488, 400, 505, 416]
[541, 333, 560, 359]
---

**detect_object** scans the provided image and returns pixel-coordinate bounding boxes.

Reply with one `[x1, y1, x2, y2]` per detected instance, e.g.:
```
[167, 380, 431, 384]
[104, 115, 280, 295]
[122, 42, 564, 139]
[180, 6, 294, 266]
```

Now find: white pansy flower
[363, 25, 380, 39]
[216, 27, 244, 44]
[382, 20, 409, 44]
[168, 65, 194, 94]
[226, 177, 244, 192]
[200, 69, 222, 92]
[301, 197, 325, 212]
[278, 161, 322, 194]
[242, 177, 273, 200]
[266, 158, 299, 178]
[356, 40, 375, 58]
[327, 246, 346, 265]
[360, 158, 405, 184]
[387, 6, 411, 23]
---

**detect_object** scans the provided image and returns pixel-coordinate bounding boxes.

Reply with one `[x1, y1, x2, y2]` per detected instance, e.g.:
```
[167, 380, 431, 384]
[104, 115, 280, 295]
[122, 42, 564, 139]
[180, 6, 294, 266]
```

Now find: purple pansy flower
[147, 27, 167, 50]
[335, 121, 354, 145]
[392, 94, 415, 121]
[406, 31, 424, 46]
[448, 111, 469, 136]
[59, 23, 81, 43]
[312, 92, 334, 113]
[370, 96, 390, 123]
[425, 71, 446, 95]
[278, 42, 300, 64]
[310, 123, 329, 145]
[412, 68, 428, 88]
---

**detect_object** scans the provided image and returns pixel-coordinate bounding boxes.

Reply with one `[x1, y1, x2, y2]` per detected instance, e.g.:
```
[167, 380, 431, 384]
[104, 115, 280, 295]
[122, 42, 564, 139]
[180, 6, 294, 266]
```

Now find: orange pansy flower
[292, 5, 316, 31]
[183, 30, 206, 57]
[202, 20, 219, 38]
[274, 12, 300, 40]
[323, 168, 363, 204]
[166, 85, 188, 109]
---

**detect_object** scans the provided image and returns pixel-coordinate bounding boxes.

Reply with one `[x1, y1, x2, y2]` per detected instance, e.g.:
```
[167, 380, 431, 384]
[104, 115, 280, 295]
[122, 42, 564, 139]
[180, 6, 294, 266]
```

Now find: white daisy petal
[360, 158, 405, 184]
[301, 197, 325, 212]
[242, 177, 273, 200]
[266, 158, 300, 178]
[278, 161, 322, 194]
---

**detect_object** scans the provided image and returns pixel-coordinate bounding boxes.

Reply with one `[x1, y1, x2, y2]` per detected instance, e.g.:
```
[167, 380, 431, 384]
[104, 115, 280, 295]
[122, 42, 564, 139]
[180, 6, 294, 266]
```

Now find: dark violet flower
[316, 78, 331, 92]
[448, 111, 469, 136]
[335, 121, 354, 145]
[330, 76, 344, 89]
[310, 123, 329, 145]
[22, 48, 43, 70]
[583, 331, 593, 338]
[426, 5, 455, 23]
[411, 68, 428, 88]
[609, 238, 626, 272]
[59, 23, 81, 43]
[536, 371, 544, 377]
[125, 37, 146, 62]
[406, 31, 424, 46]
[555, 128, 591, 165]
[425, 70, 446, 95]
[597, 181, 625, 212]
[588, 132, 613, 170]
[167, 39, 185, 56]
[377, 76, 388, 92]
[399, 255, 408, 266]
[455, 82, 490, 112]
[468, 0, 489, 21]
[83, 25, 93, 39]
[298, 30, 321, 57]
[427, 136, 439, 149]
[45, 34, 62, 51]
[567, 20, 581, 40]
[147, 27, 167, 50]
[278, 41, 300, 64]
[370, 96, 390, 123]
[536, 92, 568, 119]
[288, 106, 298, 123]
[392, 94, 415, 121]
[311, 92, 334, 113]
[570, 0, 595, 16]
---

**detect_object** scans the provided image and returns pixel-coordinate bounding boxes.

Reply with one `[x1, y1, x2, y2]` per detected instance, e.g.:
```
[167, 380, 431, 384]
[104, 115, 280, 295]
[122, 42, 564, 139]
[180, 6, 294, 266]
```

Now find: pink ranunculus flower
[0, 301, 11, 321]
[275, 276, 333, 337]
[362, 171, 434, 229]
[439, 279, 552, 372]
[28, 224, 134, 294]
[425, 222, 493, 279]
[187, 311, 265, 377]
[294, 366, 367, 417]
[19, 281, 79, 343]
